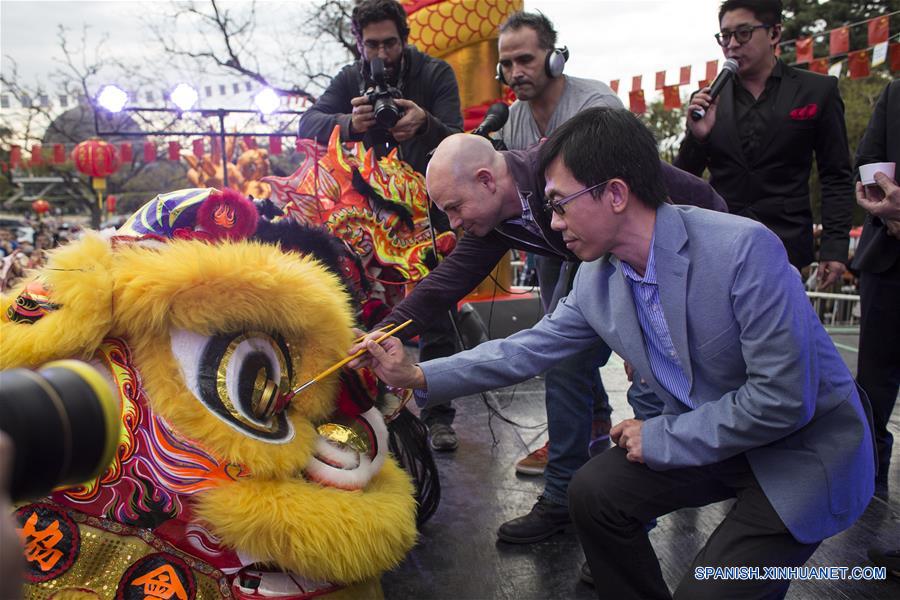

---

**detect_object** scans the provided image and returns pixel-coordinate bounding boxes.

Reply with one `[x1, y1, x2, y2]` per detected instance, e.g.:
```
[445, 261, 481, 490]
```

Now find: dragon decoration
[3, 188, 419, 599]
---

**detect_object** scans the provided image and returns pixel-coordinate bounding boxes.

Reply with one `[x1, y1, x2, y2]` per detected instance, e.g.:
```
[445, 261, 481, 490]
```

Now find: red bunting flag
[809, 58, 829, 74]
[143, 142, 156, 162]
[192, 139, 204, 158]
[868, 15, 889, 46]
[243, 136, 257, 150]
[663, 85, 682, 111]
[796, 37, 813, 64]
[629, 89, 646, 114]
[698, 79, 711, 90]
[679, 66, 691, 85]
[30, 144, 43, 166]
[848, 50, 871, 79]
[631, 75, 642, 92]
[705, 60, 718, 82]
[609, 79, 619, 93]
[120, 142, 132, 163]
[269, 136, 282, 156]
[655, 70, 666, 90]
[53, 144, 65, 164]
[890, 42, 900, 72]
[10, 146, 21, 169]
[830, 26, 849, 56]
[168, 141, 180, 161]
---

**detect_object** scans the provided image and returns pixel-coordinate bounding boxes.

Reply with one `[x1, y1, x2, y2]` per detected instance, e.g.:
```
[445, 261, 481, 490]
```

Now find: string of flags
[614, 12, 899, 114]
[1, 137, 309, 174]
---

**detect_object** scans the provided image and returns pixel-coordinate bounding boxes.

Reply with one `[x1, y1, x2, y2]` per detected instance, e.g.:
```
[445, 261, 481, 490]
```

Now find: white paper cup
[859, 162, 896, 185]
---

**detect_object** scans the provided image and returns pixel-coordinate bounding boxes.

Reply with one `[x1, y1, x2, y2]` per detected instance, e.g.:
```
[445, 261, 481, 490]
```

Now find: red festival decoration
[120, 142, 133, 163]
[31, 199, 50, 216]
[795, 37, 813, 64]
[269, 136, 282, 156]
[679, 66, 691, 85]
[705, 60, 718, 83]
[168, 141, 180, 161]
[629, 89, 646, 114]
[663, 85, 682, 111]
[243, 136, 258, 150]
[891, 43, 900, 72]
[72, 139, 120, 209]
[53, 144, 65, 164]
[609, 79, 619, 93]
[809, 58, 829, 74]
[106, 194, 117, 214]
[72, 139, 119, 178]
[830, 27, 849, 56]
[868, 15, 890, 46]
[631, 75, 642, 92]
[30, 144, 43, 166]
[848, 50, 871, 79]
[193, 139, 205, 159]
[655, 70, 666, 90]
[10, 145, 21, 169]
[143, 142, 156, 162]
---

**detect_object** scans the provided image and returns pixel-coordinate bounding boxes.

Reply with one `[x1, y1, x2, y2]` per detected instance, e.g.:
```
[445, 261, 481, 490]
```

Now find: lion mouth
[303, 406, 389, 491]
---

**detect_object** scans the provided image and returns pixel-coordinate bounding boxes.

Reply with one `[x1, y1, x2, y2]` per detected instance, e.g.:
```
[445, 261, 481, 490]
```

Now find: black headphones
[496, 46, 569, 85]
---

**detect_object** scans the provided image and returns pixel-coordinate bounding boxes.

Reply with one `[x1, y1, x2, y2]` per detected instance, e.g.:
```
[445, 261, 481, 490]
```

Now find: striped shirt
[620, 238, 693, 408]
[505, 190, 544, 238]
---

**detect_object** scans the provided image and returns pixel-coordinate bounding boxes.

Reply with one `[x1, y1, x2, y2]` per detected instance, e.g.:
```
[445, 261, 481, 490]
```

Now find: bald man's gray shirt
[499, 75, 624, 150]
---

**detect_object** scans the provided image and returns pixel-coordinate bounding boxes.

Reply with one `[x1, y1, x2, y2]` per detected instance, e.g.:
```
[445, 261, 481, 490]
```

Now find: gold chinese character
[131, 564, 188, 600]
[17, 512, 64, 572]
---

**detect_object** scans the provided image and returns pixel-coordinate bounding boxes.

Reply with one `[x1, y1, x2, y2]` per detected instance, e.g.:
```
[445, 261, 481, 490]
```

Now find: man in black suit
[675, 0, 854, 287]
[852, 79, 900, 494]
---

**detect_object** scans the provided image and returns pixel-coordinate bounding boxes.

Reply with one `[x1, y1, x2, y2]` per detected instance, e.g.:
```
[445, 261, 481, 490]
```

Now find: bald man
[369, 132, 727, 543]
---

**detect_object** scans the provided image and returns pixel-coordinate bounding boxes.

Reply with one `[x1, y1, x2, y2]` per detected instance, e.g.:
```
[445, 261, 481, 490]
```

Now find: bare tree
[147, 0, 357, 102]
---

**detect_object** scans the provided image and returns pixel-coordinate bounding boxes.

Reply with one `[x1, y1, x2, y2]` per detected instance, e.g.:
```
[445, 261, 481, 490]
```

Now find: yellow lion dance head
[2, 188, 417, 599]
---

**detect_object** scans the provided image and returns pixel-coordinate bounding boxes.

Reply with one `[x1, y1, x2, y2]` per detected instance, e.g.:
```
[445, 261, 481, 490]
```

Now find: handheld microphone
[471, 102, 510, 138]
[690, 58, 739, 121]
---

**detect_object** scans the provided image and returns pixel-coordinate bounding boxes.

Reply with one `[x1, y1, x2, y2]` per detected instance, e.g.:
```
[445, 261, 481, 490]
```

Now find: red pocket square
[790, 103, 818, 120]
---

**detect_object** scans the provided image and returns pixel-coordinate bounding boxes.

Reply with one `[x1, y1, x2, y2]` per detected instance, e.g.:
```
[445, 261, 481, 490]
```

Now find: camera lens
[373, 97, 402, 129]
[0, 360, 121, 501]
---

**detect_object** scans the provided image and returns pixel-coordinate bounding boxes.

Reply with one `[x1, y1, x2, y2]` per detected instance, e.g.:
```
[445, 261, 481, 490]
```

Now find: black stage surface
[381, 327, 900, 599]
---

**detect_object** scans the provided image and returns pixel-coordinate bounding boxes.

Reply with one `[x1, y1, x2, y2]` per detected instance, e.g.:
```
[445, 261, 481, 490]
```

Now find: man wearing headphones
[297, 0, 464, 451]
[493, 12, 624, 546]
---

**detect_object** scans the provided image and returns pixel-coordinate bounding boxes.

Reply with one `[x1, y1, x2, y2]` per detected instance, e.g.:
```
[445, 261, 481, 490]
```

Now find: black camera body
[365, 57, 404, 129]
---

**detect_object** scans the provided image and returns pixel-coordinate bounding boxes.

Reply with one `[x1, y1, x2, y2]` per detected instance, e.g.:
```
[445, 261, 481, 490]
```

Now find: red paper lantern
[72, 139, 120, 178]
[32, 199, 50, 215]
[106, 195, 117, 213]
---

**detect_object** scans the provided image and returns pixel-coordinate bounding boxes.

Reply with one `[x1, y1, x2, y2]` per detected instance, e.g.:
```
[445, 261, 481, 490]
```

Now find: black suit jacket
[675, 61, 854, 269]
[851, 79, 900, 274]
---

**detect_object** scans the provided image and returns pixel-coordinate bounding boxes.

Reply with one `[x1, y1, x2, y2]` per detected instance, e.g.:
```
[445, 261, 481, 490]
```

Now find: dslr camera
[365, 57, 404, 129]
[0, 360, 121, 501]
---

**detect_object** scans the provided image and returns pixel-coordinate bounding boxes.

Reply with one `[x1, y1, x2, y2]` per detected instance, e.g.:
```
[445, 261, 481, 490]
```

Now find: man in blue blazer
[352, 107, 875, 598]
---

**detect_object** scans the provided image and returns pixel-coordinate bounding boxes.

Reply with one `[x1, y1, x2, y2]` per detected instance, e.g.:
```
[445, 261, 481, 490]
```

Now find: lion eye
[171, 329, 295, 443]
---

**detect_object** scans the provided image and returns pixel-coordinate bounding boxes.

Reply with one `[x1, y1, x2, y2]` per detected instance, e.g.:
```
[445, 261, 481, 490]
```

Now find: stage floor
[381, 328, 900, 599]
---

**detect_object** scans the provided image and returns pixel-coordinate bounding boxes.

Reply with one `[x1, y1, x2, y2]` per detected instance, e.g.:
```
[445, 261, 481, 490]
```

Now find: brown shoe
[515, 441, 550, 475]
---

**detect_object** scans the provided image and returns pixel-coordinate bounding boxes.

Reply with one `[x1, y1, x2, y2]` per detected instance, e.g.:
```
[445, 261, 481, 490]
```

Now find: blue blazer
[421, 204, 875, 544]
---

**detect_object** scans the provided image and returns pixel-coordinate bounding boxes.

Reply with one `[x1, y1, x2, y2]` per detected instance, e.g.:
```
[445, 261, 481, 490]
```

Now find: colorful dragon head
[264, 127, 456, 321]
[2, 188, 417, 599]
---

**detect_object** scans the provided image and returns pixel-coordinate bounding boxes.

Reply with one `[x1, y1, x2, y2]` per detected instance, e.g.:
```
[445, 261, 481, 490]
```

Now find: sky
[1, 0, 727, 107]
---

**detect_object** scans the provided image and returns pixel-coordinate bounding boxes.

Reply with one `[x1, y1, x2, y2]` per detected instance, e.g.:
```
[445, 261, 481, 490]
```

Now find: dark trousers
[569, 448, 820, 600]
[857, 258, 900, 479]
[418, 306, 459, 426]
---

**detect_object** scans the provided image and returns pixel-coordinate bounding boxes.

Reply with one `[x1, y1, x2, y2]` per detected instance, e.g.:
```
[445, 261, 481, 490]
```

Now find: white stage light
[253, 88, 280, 115]
[97, 85, 128, 113]
[170, 84, 199, 112]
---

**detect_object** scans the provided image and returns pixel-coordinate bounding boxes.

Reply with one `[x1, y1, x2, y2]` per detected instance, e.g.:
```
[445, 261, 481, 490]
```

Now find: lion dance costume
[2, 188, 418, 599]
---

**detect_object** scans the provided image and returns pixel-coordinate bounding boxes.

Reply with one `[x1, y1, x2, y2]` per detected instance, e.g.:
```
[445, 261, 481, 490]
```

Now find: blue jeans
[535, 256, 612, 506]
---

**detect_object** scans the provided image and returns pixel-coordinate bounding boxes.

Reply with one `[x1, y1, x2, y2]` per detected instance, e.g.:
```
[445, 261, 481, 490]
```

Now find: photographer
[298, 0, 464, 451]
[297, 0, 463, 175]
